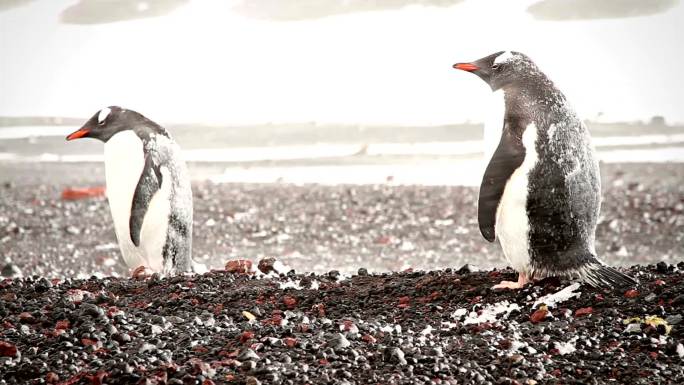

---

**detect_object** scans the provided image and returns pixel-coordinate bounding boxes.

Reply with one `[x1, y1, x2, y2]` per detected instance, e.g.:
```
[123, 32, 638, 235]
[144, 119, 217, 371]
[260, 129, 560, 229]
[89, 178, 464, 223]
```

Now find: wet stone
[330, 333, 351, 350]
[238, 348, 260, 361]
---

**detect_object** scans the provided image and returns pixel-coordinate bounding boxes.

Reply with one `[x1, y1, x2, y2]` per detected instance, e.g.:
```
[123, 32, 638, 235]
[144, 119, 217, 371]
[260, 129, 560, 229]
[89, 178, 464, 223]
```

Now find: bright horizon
[1, 0, 683, 125]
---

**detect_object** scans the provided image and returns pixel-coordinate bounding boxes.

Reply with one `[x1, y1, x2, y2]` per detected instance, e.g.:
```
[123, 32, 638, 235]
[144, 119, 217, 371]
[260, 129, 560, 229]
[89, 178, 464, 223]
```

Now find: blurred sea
[1, 125, 683, 186]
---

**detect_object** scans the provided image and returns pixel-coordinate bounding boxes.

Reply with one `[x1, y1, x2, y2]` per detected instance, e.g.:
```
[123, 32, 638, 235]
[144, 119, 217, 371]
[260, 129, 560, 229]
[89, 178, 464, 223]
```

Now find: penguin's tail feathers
[580, 260, 637, 289]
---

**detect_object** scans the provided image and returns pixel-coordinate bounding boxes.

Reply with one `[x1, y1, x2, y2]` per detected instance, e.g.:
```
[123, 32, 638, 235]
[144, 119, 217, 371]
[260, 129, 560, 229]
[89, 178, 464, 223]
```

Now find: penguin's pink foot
[131, 265, 150, 279]
[493, 272, 530, 290]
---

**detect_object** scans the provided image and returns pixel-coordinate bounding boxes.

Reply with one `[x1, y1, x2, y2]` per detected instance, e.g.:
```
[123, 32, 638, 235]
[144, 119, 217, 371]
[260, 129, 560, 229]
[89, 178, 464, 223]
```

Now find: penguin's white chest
[495, 123, 539, 272]
[104, 131, 170, 272]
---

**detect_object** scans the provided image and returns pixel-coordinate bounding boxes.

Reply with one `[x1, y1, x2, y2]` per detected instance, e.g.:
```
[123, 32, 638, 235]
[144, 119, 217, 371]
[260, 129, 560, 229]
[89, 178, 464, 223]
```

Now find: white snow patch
[532, 283, 581, 309]
[95, 243, 118, 251]
[677, 343, 684, 358]
[463, 301, 520, 325]
[494, 51, 515, 65]
[380, 324, 402, 334]
[554, 338, 578, 355]
[421, 325, 433, 336]
[277, 278, 321, 291]
[451, 308, 468, 318]
[335, 271, 353, 283]
[279, 279, 302, 290]
[66, 289, 94, 302]
[272, 260, 290, 275]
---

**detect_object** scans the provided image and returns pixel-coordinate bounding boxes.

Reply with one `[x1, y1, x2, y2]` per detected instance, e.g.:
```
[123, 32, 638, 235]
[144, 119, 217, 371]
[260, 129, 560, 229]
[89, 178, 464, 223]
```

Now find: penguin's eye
[492, 64, 501, 71]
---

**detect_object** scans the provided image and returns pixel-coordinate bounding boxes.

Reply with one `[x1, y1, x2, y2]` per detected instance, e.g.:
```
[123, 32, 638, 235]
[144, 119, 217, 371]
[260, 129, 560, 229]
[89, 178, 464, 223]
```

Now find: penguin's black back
[525, 95, 601, 275]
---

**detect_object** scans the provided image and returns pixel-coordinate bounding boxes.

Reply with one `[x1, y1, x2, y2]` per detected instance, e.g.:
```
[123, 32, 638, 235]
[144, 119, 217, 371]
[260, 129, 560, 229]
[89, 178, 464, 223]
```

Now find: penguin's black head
[66, 106, 136, 143]
[453, 51, 532, 91]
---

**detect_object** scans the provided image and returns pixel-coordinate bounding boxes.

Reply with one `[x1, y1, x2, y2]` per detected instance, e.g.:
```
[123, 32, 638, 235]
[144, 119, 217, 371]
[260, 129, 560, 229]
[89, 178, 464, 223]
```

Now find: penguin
[66, 106, 200, 275]
[453, 51, 636, 289]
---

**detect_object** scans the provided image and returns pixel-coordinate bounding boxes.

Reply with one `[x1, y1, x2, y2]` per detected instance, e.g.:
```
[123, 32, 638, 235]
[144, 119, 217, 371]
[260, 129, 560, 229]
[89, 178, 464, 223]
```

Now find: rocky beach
[0, 160, 682, 383]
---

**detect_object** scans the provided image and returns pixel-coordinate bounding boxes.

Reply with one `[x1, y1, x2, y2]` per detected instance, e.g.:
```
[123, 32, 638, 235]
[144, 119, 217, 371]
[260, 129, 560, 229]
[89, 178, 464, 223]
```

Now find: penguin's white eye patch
[98, 107, 111, 125]
[494, 51, 514, 65]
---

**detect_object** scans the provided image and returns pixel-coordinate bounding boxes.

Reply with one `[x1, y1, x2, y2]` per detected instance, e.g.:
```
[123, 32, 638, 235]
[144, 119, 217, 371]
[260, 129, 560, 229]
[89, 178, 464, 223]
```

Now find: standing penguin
[67, 106, 199, 275]
[453, 51, 635, 289]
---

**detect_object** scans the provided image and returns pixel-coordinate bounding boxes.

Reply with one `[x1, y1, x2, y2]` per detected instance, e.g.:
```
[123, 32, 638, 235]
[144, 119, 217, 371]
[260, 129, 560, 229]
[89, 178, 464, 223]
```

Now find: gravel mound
[1, 263, 683, 384]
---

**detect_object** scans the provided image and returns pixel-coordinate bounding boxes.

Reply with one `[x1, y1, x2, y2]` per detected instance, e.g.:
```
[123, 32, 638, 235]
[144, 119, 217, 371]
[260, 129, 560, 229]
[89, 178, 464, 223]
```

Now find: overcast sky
[1, 0, 683, 125]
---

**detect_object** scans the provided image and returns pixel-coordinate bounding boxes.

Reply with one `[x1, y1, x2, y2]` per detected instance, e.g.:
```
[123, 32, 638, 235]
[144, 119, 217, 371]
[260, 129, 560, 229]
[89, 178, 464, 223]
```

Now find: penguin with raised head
[67, 106, 201, 275]
[453, 51, 635, 289]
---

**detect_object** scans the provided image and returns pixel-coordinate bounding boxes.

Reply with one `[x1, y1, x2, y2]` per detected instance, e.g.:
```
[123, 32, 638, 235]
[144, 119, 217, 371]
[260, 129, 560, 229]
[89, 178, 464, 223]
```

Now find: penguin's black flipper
[478, 126, 526, 242]
[129, 154, 163, 247]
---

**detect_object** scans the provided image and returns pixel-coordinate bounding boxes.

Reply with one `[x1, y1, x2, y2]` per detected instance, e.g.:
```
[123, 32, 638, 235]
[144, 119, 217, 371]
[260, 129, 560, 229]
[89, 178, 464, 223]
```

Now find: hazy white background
[1, 0, 683, 125]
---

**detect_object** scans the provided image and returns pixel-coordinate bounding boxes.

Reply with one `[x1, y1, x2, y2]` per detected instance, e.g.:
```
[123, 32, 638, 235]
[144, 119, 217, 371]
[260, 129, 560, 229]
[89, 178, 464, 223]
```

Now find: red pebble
[575, 307, 593, 317]
[55, 320, 70, 330]
[283, 337, 297, 347]
[398, 296, 410, 309]
[81, 338, 97, 346]
[654, 279, 666, 286]
[649, 351, 658, 360]
[530, 309, 549, 324]
[19, 312, 34, 323]
[283, 296, 297, 309]
[375, 236, 392, 245]
[59, 373, 86, 385]
[0, 341, 18, 357]
[239, 331, 254, 343]
[46, 372, 59, 383]
[203, 380, 216, 385]
[313, 303, 326, 317]
[319, 358, 329, 365]
[61, 186, 106, 200]
[624, 289, 639, 298]
[107, 307, 121, 317]
[86, 371, 107, 385]
[362, 334, 377, 344]
[225, 259, 253, 274]
[298, 324, 310, 333]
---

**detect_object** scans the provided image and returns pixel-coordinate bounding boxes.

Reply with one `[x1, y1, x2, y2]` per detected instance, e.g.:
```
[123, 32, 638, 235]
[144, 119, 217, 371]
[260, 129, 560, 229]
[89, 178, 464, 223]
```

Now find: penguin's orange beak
[453, 63, 480, 72]
[66, 127, 90, 141]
